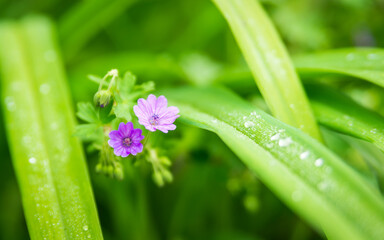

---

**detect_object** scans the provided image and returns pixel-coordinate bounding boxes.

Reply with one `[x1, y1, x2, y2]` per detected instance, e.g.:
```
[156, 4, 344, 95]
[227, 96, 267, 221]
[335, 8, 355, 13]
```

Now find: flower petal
[155, 95, 168, 114]
[159, 106, 179, 118]
[119, 122, 133, 137]
[108, 139, 122, 148]
[130, 143, 143, 155]
[114, 146, 125, 156]
[131, 129, 144, 142]
[138, 98, 152, 116]
[159, 114, 180, 125]
[133, 105, 146, 119]
[147, 94, 157, 113]
[156, 124, 176, 133]
[109, 130, 123, 140]
[120, 149, 130, 158]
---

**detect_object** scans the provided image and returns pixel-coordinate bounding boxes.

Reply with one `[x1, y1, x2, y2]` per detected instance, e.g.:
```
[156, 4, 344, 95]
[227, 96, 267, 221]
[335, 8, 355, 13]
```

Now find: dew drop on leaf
[314, 158, 324, 167]
[29, 157, 37, 164]
[279, 137, 292, 147]
[300, 151, 310, 160]
[244, 121, 254, 128]
[270, 133, 280, 141]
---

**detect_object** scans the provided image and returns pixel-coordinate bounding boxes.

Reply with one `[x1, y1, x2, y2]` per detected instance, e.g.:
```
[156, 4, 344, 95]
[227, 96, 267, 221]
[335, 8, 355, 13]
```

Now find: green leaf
[213, 0, 322, 141]
[98, 101, 114, 124]
[117, 72, 136, 99]
[0, 17, 103, 239]
[164, 86, 384, 240]
[114, 103, 132, 122]
[294, 48, 384, 87]
[77, 102, 99, 123]
[74, 124, 104, 142]
[307, 84, 384, 152]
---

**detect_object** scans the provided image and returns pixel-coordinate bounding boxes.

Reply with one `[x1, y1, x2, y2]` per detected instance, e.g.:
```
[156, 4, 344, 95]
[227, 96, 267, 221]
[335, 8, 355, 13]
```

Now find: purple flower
[108, 122, 144, 157]
[133, 94, 180, 133]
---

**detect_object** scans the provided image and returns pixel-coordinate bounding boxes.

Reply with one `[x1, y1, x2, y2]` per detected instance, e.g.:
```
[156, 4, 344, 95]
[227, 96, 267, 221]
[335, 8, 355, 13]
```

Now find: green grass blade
[294, 48, 384, 87]
[0, 18, 103, 240]
[307, 84, 384, 152]
[212, 0, 321, 141]
[164, 86, 384, 240]
[59, 0, 137, 61]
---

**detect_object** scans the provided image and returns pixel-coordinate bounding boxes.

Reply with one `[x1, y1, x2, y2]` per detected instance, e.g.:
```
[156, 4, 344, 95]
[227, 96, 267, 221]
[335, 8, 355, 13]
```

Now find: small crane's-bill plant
[75, 69, 177, 186]
[0, 0, 384, 240]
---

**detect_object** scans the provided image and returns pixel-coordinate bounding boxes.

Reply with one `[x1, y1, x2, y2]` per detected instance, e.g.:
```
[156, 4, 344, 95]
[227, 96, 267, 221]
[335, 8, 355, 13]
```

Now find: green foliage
[1, 0, 384, 240]
[213, 0, 322, 141]
[165, 86, 384, 240]
[0, 17, 103, 240]
[294, 48, 384, 87]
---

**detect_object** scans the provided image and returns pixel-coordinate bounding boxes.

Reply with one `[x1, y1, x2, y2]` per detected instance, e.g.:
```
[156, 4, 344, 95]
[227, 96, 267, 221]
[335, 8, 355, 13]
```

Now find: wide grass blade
[213, 0, 322, 141]
[294, 48, 384, 87]
[164, 86, 384, 240]
[307, 84, 384, 152]
[0, 17, 103, 239]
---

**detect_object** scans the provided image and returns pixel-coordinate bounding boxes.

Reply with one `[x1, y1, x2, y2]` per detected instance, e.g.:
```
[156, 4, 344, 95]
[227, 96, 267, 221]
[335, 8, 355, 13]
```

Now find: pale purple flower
[108, 122, 144, 157]
[133, 94, 180, 133]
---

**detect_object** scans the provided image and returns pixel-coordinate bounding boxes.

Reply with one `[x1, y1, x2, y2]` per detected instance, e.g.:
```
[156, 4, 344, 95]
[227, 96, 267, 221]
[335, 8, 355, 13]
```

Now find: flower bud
[94, 90, 112, 108]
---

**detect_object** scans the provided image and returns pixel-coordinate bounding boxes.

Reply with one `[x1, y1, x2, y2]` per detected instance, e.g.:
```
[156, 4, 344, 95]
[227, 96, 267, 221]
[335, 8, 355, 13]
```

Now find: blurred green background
[0, 0, 383, 239]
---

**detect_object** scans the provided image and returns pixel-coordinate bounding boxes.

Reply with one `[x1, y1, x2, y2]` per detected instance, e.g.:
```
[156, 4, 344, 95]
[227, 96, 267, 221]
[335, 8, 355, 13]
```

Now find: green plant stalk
[164, 86, 384, 240]
[212, 0, 322, 141]
[59, 0, 137, 61]
[0, 18, 103, 239]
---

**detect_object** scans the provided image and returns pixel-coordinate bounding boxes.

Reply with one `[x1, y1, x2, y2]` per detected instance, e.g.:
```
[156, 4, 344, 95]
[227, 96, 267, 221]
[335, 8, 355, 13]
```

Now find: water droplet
[314, 158, 324, 167]
[370, 128, 377, 134]
[270, 133, 280, 141]
[211, 119, 217, 124]
[29, 157, 37, 164]
[244, 121, 254, 128]
[300, 151, 310, 160]
[39, 84, 50, 95]
[243, 116, 247, 120]
[4, 96, 16, 111]
[278, 137, 292, 147]
[44, 50, 56, 62]
[291, 190, 303, 202]
[346, 53, 355, 61]
[83, 225, 89, 231]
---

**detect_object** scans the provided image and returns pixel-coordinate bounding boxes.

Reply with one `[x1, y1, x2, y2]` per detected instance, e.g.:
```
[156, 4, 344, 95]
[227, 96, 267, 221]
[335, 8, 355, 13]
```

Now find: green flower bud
[95, 163, 103, 173]
[94, 90, 113, 108]
[153, 172, 164, 187]
[114, 167, 124, 181]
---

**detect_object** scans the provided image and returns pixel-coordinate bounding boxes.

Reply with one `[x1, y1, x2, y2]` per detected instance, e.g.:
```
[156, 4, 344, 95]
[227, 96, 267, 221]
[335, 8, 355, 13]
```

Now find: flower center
[149, 114, 159, 126]
[122, 137, 132, 147]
